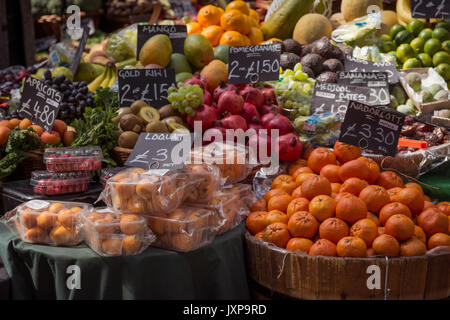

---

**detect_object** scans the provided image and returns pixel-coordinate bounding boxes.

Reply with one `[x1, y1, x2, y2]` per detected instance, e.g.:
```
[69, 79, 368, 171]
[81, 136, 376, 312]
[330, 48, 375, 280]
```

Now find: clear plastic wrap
[105, 24, 137, 61]
[352, 46, 397, 64]
[399, 68, 450, 104]
[182, 163, 222, 204]
[0, 200, 91, 246]
[189, 142, 256, 184]
[44, 146, 103, 173]
[31, 171, 91, 195]
[331, 15, 379, 47]
[80, 207, 155, 256]
[294, 113, 341, 147]
[100, 167, 127, 189]
[146, 206, 215, 252]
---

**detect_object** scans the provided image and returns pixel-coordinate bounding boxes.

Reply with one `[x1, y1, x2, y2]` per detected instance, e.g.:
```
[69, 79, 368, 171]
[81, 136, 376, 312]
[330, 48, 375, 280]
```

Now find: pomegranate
[213, 82, 237, 101]
[217, 90, 244, 115]
[266, 115, 293, 136]
[261, 87, 276, 105]
[203, 89, 213, 106]
[259, 104, 282, 115]
[248, 123, 264, 132]
[261, 112, 277, 128]
[216, 114, 248, 131]
[248, 132, 272, 160]
[184, 75, 209, 92]
[276, 133, 302, 162]
[241, 103, 261, 124]
[186, 104, 218, 131]
[203, 127, 227, 145]
[240, 86, 265, 108]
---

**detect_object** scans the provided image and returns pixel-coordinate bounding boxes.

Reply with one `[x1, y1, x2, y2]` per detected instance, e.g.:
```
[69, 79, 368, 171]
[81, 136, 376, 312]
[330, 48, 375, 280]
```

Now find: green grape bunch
[168, 83, 204, 117]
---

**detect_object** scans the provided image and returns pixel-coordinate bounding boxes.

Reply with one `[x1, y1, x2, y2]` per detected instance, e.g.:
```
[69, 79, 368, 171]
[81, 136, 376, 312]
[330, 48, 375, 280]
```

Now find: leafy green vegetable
[71, 87, 119, 167]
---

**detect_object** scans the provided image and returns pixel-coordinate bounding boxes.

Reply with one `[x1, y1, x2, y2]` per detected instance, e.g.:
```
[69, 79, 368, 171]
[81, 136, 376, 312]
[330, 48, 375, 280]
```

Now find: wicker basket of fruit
[104, 0, 161, 29]
[112, 146, 132, 166]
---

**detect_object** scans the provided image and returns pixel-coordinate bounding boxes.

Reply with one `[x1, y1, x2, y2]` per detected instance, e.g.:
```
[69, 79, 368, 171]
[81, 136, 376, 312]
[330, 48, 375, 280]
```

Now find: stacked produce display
[0, 0, 449, 301]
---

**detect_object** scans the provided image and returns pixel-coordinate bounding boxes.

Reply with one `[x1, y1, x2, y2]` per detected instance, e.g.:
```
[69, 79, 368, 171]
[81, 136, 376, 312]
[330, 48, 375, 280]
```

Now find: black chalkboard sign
[19, 76, 63, 132]
[227, 44, 281, 84]
[411, 0, 450, 19]
[339, 101, 405, 156]
[125, 132, 194, 169]
[310, 81, 372, 117]
[118, 68, 176, 107]
[337, 72, 390, 106]
[70, 25, 89, 75]
[169, 0, 197, 19]
[344, 55, 399, 84]
[137, 25, 187, 56]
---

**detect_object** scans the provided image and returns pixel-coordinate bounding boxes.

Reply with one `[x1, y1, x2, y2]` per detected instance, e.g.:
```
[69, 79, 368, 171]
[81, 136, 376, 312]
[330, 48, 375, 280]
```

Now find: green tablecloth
[0, 223, 250, 300]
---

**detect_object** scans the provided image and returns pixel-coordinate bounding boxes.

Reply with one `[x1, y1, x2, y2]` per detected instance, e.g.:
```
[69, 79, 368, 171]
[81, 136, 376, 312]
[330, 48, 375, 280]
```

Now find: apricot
[62, 130, 74, 146]
[0, 120, 13, 129]
[48, 202, 65, 213]
[120, 214, 143, 235]
[58, 210, 75, 228]
[9, 118, 20, 128]
[50, 226, 73, 246]
[41, 131, 61, 145]
[70, 206, 82, 213]
[102, 238, 123, 255]
[52, 119, 67, 137]
[19, 118, 32, 129]
[37, 213, 56, 230]
[21, 212, 38, 229]
[122, 235, 142, 254]
[30, 125, 44, 136]
[0, 126, 11, 146]
[25, 227, 46, 243]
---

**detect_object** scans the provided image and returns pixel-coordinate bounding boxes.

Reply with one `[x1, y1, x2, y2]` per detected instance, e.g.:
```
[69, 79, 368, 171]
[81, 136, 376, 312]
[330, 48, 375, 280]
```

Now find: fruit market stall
[0, 0, 449, 301]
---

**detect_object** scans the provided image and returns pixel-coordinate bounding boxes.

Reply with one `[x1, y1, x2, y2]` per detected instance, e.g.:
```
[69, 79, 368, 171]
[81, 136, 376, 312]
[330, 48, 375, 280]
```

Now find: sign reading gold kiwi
[118, 68, 176, 107]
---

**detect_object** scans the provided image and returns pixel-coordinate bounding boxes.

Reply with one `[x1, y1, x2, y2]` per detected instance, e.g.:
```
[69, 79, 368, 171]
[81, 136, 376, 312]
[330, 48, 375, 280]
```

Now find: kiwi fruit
[120, 114, 142, 133]
[118, 131, 139, 149]
[112, 107, 133, 123]
[168, 122, 190, 133]
[139, 106, 160, 124]
[163, 116, 183, 126]
[158, 104, 178, 119]
[146, 120, 170, 133]
[130, 100, 148, 114]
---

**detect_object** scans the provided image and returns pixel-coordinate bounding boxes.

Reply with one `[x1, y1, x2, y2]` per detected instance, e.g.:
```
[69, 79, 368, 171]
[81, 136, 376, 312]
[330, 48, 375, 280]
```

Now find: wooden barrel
[244, 232, 450, 300]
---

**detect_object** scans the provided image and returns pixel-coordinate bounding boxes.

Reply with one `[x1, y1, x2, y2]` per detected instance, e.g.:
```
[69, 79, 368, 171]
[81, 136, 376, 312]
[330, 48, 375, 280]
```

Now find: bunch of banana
[87, 63, 117, 92]
[396, 0, 426, 26]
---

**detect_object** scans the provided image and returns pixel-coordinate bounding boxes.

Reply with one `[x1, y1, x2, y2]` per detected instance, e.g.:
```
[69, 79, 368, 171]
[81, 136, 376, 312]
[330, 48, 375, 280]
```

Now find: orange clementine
[436, 201, 450, 216]
[414, 225, 427, 244]
[427, 232, 450, 249]
[226, 0, 250, 15]
[198, 5, 223, 27]
[338, 159, 369, 182]
[265, 210, 289, 225]
[333, 141, 361, 164]
[286, 238, 313, 253]
[309, 239, 337, 256]
[301, 175, 332, 200]
[255, 231, 264, 239]
[334, 192, 353, 203]
[288, 159, 308, 175]
[267, 194, 292, 212]
[247, 27, 264, 44]
[387, 187, 402, 202]
[336, 236, 367, 257]
[25, 227, 46, 243]
[249, 9, 260, 23]
[292, 166, 313, 179]
[220, 10, 250, 34]
[395, 187, 424, 216]
[102, 238, 123, 255]
[372, 234, 400, 256]
[350, 218, 378, 247]
[271, 174, 297, 194]
[359, 185, 390, 214]
[320, 164, 341, 183]
[295, 172, 318, 186]
[291, 185, 304, 199]
[309, 195, 336, 222]
[250, 198, 267, 212]
[404, 182, 424, 195]
[319, 217, 349, 244]
[246, 211, 268, 235]
[331, 183, 341, 194]
[375, 171, 404, 190]
[357, 157, 380, 184]
[367, 212, 380, 226]
[379, 202, 412, 225]
[187, 21, 202, 35]
[417, 207, 448, 236]
[262, 222, 291, 248]
[286, 197, 310, 218]
[0, 120, 14, 130]
[400, 237, 427, 256]
[335, 194, 368, 224]
[307, 147, 337, 174]
[378, 226, 386, 236]
[201, 25, 224, 46]
[340, 177, 369, 196]
[423, 201, 434, 210]
[264, 188, 289, 202]
[288, 212, 318, 239]
[385, 214, 415, 241]
[120, 214, 142, 235]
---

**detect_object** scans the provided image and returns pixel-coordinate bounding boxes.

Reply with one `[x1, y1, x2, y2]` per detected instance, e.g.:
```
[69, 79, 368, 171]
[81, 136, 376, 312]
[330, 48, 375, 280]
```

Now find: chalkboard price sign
[137, 25, 187, 56]
[337, 72, 390, 106]
[339, 101, 405, 156]
[227, 44, 281, 84]
[118, 68, 176, 107]
[344, 55, 399, 84]
[310, 81, 372, 117]
[125, 132, 193, 169]
[411, 0, 450, 19]
[19, 76, 63, 132]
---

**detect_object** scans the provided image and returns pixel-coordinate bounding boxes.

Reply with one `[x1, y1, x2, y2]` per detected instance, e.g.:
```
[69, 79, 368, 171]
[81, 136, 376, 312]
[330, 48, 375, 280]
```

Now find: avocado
[300, 53, 324, 76]
[282, 39, 302, 56]
[322, 59, 344, 73]
[316, 71, 338, 83]
[301, 65, 315, 78]
[280, 53, 302, 70]
[301, 44, 313, 57]
[311, 37, 334, 59]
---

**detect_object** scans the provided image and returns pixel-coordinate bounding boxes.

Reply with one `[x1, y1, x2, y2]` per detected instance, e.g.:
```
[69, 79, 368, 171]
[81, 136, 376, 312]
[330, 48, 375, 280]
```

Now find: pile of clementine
[247, 141, 450, 257]
[186, 1, 264, 47]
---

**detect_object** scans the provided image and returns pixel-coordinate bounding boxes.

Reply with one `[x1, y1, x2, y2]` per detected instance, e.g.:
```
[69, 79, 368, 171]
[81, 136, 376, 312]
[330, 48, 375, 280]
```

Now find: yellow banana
[108, 72, 117, 88]
[100, 67, 112, 88]
[87, 69, 107, 92]
[396, 0, 426, 26]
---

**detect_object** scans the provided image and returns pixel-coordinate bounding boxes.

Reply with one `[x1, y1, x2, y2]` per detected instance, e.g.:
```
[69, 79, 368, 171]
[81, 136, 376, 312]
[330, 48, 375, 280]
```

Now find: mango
[139, 34, 172, 68]
[184, 34, 214, 69]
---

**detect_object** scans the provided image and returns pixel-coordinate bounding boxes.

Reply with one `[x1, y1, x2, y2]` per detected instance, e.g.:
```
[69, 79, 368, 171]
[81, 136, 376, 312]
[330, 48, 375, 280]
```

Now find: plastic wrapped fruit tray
[0, 200, 91, 246]
[99, 167, 127, 189]
[146, 206, 214, 252]
[31, 171, 91, 195]
[44, 146, 103, 173]
[80, 207, 155, 257]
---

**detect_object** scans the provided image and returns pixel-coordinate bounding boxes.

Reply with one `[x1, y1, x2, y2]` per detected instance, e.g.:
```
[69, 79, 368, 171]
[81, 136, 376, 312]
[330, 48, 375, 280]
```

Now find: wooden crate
[245, 232, 450, 300]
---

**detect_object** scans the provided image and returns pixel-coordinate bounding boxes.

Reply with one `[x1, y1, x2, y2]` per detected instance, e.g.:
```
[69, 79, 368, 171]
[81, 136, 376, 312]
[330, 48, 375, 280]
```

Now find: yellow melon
[378, 10, 398, 36]
[341, 0, 383, 23]
[292, 13, 332, 45]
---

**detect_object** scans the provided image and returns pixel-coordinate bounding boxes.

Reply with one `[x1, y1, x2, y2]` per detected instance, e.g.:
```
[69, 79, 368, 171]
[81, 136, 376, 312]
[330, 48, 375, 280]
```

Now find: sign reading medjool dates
[227, 44, 281, 84]
[125, 133, 194, 169]
[339, 101, 405, 156]
[411, 0, 450, 19]
[118, 68, 176, 107]
[344, 55, 399, 84]
[337, 72, 390, 106]
[310, 81, 371, 118]
[137, 25, 187, 56]
[19, 76, 63, 132]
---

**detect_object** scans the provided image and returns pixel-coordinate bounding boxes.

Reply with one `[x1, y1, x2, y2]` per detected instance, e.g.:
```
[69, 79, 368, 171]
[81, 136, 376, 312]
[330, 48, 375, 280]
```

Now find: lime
[396, 44, 416, 63]
[406, 19, 425, 36]
[410, 37, 425, 53]
[390, 24, 406, 40]
[418, 28, 433, 41]
[394, 30, 414, 46]
[417, 53, 433, 67]
[442, 40, 450, 53]
[424, 38, 442, 56]
[380, 34, 392, 42]
[433, 51, 450, 66]
[381, 41, 397, 53]
[403, 58, 422, 69]
[435, 21, 450, 32]
[437, 63, 450, 81]
[432, 28, 450, 42]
